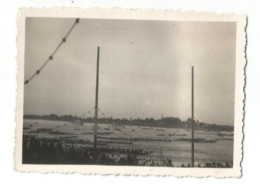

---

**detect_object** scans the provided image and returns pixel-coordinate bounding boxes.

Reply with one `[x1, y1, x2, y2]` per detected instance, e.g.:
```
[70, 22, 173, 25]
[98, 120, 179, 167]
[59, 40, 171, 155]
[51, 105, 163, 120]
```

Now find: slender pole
[191, 66, 195, 167]
[94, 47, 100, 150]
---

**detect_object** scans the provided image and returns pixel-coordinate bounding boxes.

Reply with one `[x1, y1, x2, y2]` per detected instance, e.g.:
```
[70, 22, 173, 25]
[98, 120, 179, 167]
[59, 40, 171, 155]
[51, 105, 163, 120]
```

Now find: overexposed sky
[24, 18, 236, 125]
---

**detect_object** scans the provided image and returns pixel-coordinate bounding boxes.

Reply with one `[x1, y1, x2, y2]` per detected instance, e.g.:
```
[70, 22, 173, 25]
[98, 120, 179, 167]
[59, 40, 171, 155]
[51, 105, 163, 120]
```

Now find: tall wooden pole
[94, 47, 100, 150]
[191, 66, 195, 167]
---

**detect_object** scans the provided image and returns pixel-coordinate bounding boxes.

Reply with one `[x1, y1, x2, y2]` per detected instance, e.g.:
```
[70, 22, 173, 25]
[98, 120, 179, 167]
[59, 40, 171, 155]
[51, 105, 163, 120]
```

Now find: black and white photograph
[15, 9, 245, 177]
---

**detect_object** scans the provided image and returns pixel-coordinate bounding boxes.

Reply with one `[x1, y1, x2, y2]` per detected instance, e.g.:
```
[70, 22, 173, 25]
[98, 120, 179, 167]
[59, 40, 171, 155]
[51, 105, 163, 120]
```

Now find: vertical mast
[94, 46, 100, 150]
[191, 66, 195, 167]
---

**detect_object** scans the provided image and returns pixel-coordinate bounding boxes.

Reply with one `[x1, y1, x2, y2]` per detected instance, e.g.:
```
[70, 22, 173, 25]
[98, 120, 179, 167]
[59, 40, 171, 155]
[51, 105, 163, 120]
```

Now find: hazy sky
[24, 18, 236, 125]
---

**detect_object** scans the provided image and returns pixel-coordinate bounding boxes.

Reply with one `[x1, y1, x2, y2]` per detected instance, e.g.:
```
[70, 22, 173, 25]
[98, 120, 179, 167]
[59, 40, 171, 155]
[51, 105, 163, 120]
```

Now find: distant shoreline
[24, 114, 234, 132]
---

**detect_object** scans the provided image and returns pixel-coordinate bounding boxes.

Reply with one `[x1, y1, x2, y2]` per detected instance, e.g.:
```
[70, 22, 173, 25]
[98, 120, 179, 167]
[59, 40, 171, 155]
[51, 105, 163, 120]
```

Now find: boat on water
[174, 137, 217, 143]
[71, 119, 84, 125]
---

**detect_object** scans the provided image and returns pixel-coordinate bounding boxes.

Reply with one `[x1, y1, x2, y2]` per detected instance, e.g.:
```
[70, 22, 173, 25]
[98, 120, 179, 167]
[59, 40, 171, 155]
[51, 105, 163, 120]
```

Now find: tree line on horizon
[23, 114, 234, 132]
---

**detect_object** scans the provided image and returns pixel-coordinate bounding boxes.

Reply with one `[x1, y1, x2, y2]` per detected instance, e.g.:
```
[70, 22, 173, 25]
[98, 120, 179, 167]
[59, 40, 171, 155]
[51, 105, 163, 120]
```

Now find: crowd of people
[96, 138, 133, 145]
[137, 158, 173, 167]
[97, 146, 154, 155]
[96, 136, 171, 142]
[22, 135, 152, 165]
[22, 135, 232, 167]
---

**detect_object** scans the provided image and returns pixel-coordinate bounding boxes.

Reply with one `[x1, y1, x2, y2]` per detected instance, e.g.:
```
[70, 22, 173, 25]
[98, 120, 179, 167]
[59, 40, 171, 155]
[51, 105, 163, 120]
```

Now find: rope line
[80, 107, 95, 119]
[24, 18, 80, 85]
[98, 108, 107, 119]
[194, 116, 201, 123]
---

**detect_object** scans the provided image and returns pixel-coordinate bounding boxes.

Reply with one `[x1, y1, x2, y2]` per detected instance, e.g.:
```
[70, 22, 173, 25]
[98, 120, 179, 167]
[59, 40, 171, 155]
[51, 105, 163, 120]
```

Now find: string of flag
[24, 18, 80, 85]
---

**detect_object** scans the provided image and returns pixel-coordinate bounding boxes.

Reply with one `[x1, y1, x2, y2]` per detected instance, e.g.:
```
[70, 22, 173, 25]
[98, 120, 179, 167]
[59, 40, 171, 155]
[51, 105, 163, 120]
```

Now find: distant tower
[161, 113, 164, 120]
